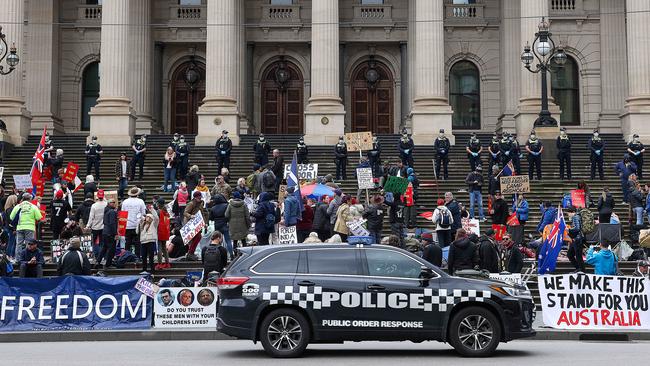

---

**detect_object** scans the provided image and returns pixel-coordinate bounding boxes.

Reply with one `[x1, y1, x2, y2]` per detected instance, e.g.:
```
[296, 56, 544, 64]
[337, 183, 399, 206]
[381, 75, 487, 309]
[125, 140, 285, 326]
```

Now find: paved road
[4, 340, 648, 366]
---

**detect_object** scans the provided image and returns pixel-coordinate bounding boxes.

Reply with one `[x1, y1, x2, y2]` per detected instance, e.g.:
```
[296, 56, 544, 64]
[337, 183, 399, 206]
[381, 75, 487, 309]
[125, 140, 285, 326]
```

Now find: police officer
[525, 130, 544, 180]
[296, 136, 309, 164]
[499, 132, 514, 167]
[176, 135, 190, 180]
[215, 130, 232, 173]
[488, 132, 501, 172]
[334, 136, 348, 180]
[627, 134, 646, 179]
[510, 133, 522, 174]
[170, 133, 180, 150]
[367, 136, 382, 177]
[398, 129, 414, 167]
[85, 136, 103, 180]
[434, 129, 450, 180]
[253, 134, 272, 167]
[466, 132, 483, 172]
[588, 129, 605, 180]
[556, 127, 572, 180]
[130, 135, 147, 181]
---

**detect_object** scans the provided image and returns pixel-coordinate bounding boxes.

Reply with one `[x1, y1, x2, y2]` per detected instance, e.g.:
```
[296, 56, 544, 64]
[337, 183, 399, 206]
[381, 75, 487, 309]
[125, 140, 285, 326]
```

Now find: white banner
[154, 287, 217, 328]
[461, 218, 480, 236]
[278, 225, 298, 244]
[180, 211, 205, 244]
[284, 164, 318, 180]
[356, 167, 374, 190]
[539, 274, 650, 330]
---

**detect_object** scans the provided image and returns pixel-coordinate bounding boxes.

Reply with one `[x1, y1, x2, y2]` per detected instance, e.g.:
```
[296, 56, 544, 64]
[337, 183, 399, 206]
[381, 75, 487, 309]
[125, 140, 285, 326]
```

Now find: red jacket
[157, 210, 171, 241]
[296, 204, 314, 231]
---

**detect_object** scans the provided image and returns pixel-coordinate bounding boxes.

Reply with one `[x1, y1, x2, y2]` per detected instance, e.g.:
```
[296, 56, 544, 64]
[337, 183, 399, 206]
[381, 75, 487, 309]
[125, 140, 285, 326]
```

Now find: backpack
[264, 212, 276, 231]
[437, 208, 452, 228]
[115, 251, 138, 268]
[246, 173, 256, 190]
[203, 245, 225, 270]
[579, 208, 596, 234]
[262, 171, 275, 188]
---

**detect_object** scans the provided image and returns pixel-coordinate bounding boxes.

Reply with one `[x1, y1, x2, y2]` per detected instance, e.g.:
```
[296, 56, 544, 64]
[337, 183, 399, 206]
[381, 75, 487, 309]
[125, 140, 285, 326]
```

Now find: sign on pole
[383, 176, 409, 195]
[283, 163, 318, 180]
[499, 175, 530, 194]
[356, 167, 374, 190]
[345, 132, 373, 152]
[62, 162, 79, 182]
[13, 174, 32, 190]
[278, 225, 298, 244]
[154, 287, 217, 328]
[180, 211, 205, 244]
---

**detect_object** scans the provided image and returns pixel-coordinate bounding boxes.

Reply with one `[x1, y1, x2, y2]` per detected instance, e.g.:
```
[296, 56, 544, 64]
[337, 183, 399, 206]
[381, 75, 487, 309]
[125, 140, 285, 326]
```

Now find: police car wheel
[449, 307, 501, 357]
[260, 309, 310, 358]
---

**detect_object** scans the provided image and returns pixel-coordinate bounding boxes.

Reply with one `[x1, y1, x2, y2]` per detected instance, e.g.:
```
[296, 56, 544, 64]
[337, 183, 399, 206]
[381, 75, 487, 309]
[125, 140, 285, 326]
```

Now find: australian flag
[498, 160, 516, 178]
[30, 127, 47, 187]
[537, 206, 567, 275]
[287, 151, 304, 219]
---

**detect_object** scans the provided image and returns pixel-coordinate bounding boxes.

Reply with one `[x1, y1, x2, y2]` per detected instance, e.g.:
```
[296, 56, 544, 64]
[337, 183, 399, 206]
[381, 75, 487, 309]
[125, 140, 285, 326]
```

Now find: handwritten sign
[62, 162, 79, 182]
[489, 273, 528, 289]
[180, 211, 205, 244]
[284, 163, 318, 180]
[278, 185, 287, 204]
[347, 219, 370, 237]
[135, 277, 160, 299]
[278, 225, 298, 244]
[461, 218, 480, 236]
[95, 190, 119, 204]
[571, 189, 586, 208]
[383, 176, 409, 195]
[356, 167, 374, 190]
[499, 175, 530, 194]
[13, 174, 32, 190]
[345, 132, 373, 152]
[51, 235, 94, 263]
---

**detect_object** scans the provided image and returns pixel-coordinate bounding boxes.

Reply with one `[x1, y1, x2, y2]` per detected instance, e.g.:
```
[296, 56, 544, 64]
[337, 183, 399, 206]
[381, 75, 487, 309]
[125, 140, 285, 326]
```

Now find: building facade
[0, 0, 648, 146]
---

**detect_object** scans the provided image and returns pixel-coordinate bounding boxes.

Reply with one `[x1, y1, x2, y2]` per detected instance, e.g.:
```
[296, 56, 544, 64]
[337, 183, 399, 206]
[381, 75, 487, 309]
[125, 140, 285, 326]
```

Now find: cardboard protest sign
[154, 287, 217, 328]
[117, 210, 128, 236]
[180, 211, 205, 244]
[347, 219, 370, 237]
[51, 235, 94, 263]
[383, 176, 409, 195]
[499, 175, 530, 194]
[539, 274, 650, 329]
[571, 189, 586, 208]
[284, 163, 318, 180]
[13, 174, 32, 190]
[345, 131, 373, 152]
[35, 179, 45, 198]
[356, 167, 374, 190]
[278, 185, 287, 204]
[135, 277, 160, 299]
[62, 162, 79, 182]
[278, 225, 298, 244]
[461, 218, 480, 236]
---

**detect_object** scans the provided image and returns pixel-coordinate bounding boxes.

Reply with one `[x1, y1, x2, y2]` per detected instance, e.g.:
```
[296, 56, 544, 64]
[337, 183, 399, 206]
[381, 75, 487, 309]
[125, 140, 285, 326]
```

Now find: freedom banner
[180, 211, 205, 244]
[278, 225, 298, 244]
[539, 273, 650, 330]
[154, 287, 217, 328]
[0, 276, 152, 331]
[283, 164, 318, 180]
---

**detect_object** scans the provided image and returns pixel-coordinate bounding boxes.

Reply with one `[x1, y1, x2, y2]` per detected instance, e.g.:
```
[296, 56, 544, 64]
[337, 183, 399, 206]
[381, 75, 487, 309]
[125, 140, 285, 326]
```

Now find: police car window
[365, 249, 422, 279]
[307, 249, 358, 275]
[253, 251, 300, 274]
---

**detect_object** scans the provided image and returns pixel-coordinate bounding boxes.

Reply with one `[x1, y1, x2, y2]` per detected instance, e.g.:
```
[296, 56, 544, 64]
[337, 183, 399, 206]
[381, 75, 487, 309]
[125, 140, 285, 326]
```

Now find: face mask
[560, 132, 566, 137]
[180, 139, 185, 143]
[635, 138, 640, 143]
[439, 134, 445, 138]
[174, 136, 178, 141]
[260, 137, 265, 141]
[594, 133, 599, 138]
[530, 135, 536, 139]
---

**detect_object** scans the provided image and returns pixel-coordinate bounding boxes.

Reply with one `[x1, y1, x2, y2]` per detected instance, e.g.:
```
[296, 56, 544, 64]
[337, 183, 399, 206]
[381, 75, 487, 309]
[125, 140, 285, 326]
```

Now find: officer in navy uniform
[488, 132, 501, 172]
[130, 135, 147, 181]
[588, 129, 605, 180]
[525, 131, 544, 180]
[367, 136, 382, 177]
[466, 132, 483, 172]
[85, 136, 103, 180]
[334, 136, 348, 180]
[398, 129, 414, 168]
[215, 130, 232, 173]
[499, 132, 514, 167]
[510, 133, 522, 174]
[434, 129, 451, 180]
[253, 134, 272, 167]
[175, 135, 191, 180]
[296, 136, 309, 164]
[169, 133, 180, 151]
[556, 127, 572, 180]
[627, 134, 646, 179]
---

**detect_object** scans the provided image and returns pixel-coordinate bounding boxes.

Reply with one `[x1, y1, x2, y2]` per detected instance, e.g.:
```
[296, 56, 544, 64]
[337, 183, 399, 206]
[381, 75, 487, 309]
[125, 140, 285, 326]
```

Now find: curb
[532, 329, 650, 341]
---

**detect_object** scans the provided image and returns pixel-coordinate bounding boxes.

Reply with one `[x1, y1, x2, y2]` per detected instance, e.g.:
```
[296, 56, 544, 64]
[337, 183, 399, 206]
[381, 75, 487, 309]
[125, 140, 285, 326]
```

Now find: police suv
[216, 244, 535, 358]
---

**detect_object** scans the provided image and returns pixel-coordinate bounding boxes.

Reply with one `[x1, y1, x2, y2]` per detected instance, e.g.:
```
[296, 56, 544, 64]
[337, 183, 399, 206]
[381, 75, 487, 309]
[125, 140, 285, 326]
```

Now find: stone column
[409, 0, 453, 144]
[153, 42, 165, 133]
[497, 0, 520, 134]
[89, 0, 136, 145]
[621, 0, 650, 142]
[400, 42, 408, 127]
[129, 0, 154, 135]
[599, 0, 627, 133]
[304, 0, 345, 145]
[0, 0, 31, 146]
[197, 0, 240, 146]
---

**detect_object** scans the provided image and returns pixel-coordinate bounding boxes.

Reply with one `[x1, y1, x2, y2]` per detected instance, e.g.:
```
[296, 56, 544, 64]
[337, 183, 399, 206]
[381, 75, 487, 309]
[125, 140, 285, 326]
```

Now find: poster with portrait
[154, 287, 217, 328]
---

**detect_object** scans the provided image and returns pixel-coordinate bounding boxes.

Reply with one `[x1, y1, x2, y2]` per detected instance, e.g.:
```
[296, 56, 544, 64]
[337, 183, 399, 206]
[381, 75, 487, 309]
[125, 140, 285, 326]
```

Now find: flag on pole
[73, 176, 83, 194]
[537, 206, 567, 275]
[497, 160, 516, 178]
[30, 127, 47, 187]
[286, 151, 304, 220]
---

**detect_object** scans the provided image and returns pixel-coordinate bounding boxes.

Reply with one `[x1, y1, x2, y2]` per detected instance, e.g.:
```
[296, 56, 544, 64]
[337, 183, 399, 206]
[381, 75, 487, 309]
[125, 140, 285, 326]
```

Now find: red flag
[419, 211, 434, 220]
[506, 213, 520, 226]
[492, 224, 507, 241]
[30, 128, 47, 187]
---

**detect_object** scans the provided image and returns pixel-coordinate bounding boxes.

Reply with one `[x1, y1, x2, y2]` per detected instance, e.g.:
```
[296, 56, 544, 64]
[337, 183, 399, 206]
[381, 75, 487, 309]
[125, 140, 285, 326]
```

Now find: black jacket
[492, 198, 509, 225]
[447, 237, 477, 275]
[102, 206, 117, 237]
[465, 172, 483, 193]
[75, 199, 94, 226]
[83, 182, 98, 198]
[488, 175, 500, 196]
[597, 193, 616, 215]
[446, 200, 462, 231]
[272, 156, 284, 178]
[363, 204, 385, 232]
[312, 202, 331, 232]
[478, 236, 499, 273]
[630, 189, 644, 208]
[209, 194, 229, 230]
[215, 137, 232, 157]
[253, 140, 272, 156]
[423, 243, 442, 267]
[57, 248, 91, 276]
[186, 171, 201, 192]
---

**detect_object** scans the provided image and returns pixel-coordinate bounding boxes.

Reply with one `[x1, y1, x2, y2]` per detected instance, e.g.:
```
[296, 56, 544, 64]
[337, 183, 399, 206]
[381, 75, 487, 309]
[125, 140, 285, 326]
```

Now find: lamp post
[0, 25, 19, 76]
[520, 17, 567, 127]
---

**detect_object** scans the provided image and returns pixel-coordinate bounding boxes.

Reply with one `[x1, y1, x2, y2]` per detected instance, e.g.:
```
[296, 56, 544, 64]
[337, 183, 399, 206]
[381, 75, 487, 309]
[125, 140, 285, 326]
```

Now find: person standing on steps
[130, 135, 147, 181]
[628, 134, 645, 179]
[169, 133, 180, 151]
[525, 130, 544, 181]
[488, 132, 501, 173]
[215, 130, 232, 174]
[115, 152, 129, 200]
[367, 136, 382, 178]
[85, 136, 103, 180]
[271, 149, 284, 193]
[499, 132, 514, 169]
[175, 135, 190, 181]
[253, 134, 272, 167]
[434, 129, 450, 180]
[466, 132, 483, 172]
[465, 166, 486, 222]
[510, 133, 522, 175]
[398, 129, 414, 168]
[556, 127, 572, 180]
[334, 137, 348, 180]
[615, 154, 637, 203]
[588, 129, 605, 180]
[296, 136, 309, 164]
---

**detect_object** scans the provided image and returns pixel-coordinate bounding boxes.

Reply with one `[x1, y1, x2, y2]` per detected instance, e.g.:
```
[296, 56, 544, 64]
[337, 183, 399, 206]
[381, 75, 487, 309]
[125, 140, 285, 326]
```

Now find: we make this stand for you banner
[539, 273, 650, 329]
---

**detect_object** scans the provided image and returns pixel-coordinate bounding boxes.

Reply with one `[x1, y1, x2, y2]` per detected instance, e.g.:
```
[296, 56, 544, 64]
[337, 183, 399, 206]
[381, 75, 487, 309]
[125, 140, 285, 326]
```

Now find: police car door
[360, 247, 442, 337]
[300, 247, 365, 340]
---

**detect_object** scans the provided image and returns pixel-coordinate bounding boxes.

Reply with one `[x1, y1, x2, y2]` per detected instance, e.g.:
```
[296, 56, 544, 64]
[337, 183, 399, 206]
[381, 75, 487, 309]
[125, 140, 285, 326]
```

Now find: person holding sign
[434, 129, 450, 180]
[398, 129, 414, 168]
[295, 136, 309, 164]
[525, 131, 544, 180]
[334, 137, 348, 180]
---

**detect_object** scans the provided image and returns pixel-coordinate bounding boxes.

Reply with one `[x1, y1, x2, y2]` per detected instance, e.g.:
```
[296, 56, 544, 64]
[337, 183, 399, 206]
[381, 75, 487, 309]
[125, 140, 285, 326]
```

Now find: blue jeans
[469, 191, 485, 219]
[15, 230, 34, 259]
[369, 230, 382, 244]
[216, 225, 233, 258]
[4, 226, 15, 257]
[164, 167, 177, 192]
[118, 177, 128, 199]
[634, 207, 644, 225]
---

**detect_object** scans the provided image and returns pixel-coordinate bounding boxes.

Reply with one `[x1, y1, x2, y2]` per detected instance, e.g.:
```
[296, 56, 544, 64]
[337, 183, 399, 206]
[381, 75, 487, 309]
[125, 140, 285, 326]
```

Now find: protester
[122, 187, 146, 257]
[137, 205, 159, 272]
[615, 154, 637, 203]
[9, 193, 41, 258]
[193, 178, 211, 206]
[327, 190, 343, 236]
[500, 234, 524, 273]
[283, 186, 300, 229]
[432, 198, 453, 247]
[537, 201, 558, 233]
[172, 182, 189, 222]
[186, 165, 201, 193]
[447, 229, 477, 275]
[163, 146, 177, 192]
[513, 194, 529, 227]
[59, 218, 83, 240]
[596, 187, 615, 224]
[253, 192, 277, 246]
[184, 191, 209, 259]
[115, 152, 129, 200]
[334, 195, 351, 242]
[478, 228, 499, 273]
[388, 195, 405, 247]
[296, 197, 314, 243]
[422, 238, 443, 267]
[84, 175, 98, 198]
[586, 243, 618, 275]
[566, 207, 585, 272]
[630, 181, 644, 225]
[86, 190, 107, 259]
[209, 193, 232, 260]
[155, 198, 171, 270]
[465, 166, 485, 221]
[260, 165, 276, 194]
[211, 175, 232, 200]
[19, 238, 44, 278]
[445, 192, 462, 239]
[234, 177, 250, 198]
[490, 190, 509, 226]
[312, 195, 331, 242]
[363, 195, 385, 244]
[57, 237, 91, 276]
[97, 198, 118, 269]
[168, 228, 186, 259]
[202, 230, 228, 275]
[225, 191, 251, 248]
[74, 193, 94, 230]
[303, 232, 322, 243]
[50, 190, 71, 239]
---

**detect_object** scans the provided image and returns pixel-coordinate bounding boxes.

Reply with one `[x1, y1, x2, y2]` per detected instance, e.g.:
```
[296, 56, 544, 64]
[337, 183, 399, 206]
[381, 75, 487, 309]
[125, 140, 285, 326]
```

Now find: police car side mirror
[419, 266, 434, 279]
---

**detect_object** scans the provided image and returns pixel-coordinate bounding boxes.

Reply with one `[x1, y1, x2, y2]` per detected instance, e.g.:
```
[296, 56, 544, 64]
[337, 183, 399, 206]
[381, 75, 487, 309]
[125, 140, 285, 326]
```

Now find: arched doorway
[351, 58, 394, 134]
[80, 61, 99, 131]
[261, 59, 304, 134]
[170, 59, 205, 134]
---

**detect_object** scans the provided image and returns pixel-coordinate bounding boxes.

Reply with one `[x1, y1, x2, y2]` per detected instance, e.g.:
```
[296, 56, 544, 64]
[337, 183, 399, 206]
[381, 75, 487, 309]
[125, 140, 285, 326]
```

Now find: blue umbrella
[300, 183, 335, 199]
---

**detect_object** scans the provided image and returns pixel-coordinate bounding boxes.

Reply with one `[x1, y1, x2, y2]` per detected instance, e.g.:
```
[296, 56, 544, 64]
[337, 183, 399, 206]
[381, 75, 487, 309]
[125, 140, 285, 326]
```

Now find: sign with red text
[117, 211, 128, 236]
[539, 273, 650, 330]
[571, 189, 586, 208]
[62, 162, 79, 182]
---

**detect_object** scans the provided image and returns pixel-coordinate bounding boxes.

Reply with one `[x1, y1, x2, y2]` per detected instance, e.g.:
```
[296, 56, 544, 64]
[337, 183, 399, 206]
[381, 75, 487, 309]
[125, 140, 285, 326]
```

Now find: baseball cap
[55, 190, 64, 199]
[97, 189, 105, 199]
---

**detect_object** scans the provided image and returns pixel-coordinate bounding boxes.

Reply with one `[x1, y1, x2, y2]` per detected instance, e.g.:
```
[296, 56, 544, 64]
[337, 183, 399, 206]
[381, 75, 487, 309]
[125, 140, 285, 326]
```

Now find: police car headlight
[489, 285, 531, 299]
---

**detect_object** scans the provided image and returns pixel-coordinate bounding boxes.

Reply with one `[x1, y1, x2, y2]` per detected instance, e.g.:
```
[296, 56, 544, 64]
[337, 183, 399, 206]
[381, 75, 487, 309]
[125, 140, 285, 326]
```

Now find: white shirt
[121, 197, 146, 229]
[432, 206, 453, 231]
[121, 161, 127, 178]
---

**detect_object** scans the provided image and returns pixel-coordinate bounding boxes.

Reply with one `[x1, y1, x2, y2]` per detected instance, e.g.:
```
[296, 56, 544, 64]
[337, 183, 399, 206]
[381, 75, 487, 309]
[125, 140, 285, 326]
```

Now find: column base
[621, 107, 650, 144]
[497, 112, 517, 134]
[0, 104, 32, 146]
[409, 105, 454, 145]
[303, 106, 345, 145]
[598, 111, 624, 134]
[135, 116, 154, 136]
[196, 105, 240, 146]
[30, 114, 65, 135]
[89, 104, 136, 146]
[514, 101, 561, 145]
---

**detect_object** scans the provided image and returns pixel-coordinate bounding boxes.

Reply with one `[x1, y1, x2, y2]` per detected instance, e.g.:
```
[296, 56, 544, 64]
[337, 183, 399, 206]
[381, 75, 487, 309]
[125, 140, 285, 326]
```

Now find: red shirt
[157, 210, 171, 241]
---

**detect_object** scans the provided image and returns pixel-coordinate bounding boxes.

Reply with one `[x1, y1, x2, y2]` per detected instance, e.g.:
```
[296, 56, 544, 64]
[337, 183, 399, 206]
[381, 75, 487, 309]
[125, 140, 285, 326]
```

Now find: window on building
[179, 0, 202, 5]
[551, 56, 580, 126]
[86, 0, 102, 5]
[81, 62, 99, 131]
[270, 0, 293, 5]
[449, 60, 480, 129]
[361, 0, 384, 4]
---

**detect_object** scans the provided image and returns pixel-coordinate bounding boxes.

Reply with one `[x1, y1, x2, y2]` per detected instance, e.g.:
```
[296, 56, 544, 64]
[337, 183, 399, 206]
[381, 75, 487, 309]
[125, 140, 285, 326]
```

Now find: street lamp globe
[521, 44, 534, 67]
[536, 41, 551, 56]
[553, 48, 568, 66]
[6, 45, 18, 67]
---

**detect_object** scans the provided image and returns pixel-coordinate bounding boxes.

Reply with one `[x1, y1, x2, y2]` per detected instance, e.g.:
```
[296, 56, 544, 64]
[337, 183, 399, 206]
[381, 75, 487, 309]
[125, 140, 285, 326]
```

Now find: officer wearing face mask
[398, 129, 415, 168]
[334, 136, 348, 180]
[588, 129, 605, 180]
[499, 132, 514, 167]
[433, 129, 450, 180]
[215, 130, 232, 173]
[488, 132, 501, 172]
[130, 135, 147, 181]
[627, 134, 646, 179]
[253, 134, 272, 167]
[367, 136, 382, 177]
[525, 131, 544, 180]
[466, 132, 483, 172]
[556, 127, 572, 180]
[176, 135, 190, 180]
[296, 136, 309, 164]
[170, 133, 180, 151]
[510, 133, 522, 174]
[85, 136, 103, 180]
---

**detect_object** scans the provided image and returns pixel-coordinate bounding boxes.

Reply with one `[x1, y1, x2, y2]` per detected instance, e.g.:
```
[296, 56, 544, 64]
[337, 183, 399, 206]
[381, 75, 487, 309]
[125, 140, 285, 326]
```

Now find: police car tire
[259, 308, 310, 358]
[448, 306, 501, 357]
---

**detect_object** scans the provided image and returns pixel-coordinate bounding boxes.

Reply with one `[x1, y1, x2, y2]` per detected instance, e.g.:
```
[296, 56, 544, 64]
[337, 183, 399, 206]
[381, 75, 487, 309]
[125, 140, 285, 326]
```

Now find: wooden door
[261, 60, 304, 134]
[351, 61, 394, 134]
[171, 61, 205, 134]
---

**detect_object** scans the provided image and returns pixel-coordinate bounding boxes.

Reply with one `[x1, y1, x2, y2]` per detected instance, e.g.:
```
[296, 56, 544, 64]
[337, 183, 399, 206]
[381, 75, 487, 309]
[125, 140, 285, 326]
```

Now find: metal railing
[549, 0, 584, 16]
[170, 5, 206, 21]
[261, 5, 301, 23]
[445, 2, 484, 20]
[78, 5, 102, 21]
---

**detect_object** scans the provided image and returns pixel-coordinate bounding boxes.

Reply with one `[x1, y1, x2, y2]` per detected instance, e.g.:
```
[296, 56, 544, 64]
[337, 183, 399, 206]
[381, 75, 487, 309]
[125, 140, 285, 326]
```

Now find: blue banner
[0, 276, 152, 331]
